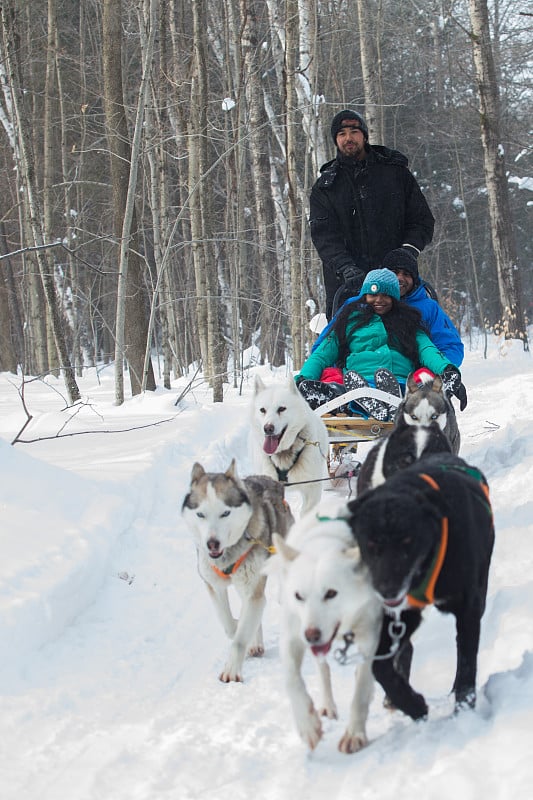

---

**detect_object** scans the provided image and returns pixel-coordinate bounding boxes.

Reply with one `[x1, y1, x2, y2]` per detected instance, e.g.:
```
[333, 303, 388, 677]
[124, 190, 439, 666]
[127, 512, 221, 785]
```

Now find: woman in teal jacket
[296, 268, 466, 420]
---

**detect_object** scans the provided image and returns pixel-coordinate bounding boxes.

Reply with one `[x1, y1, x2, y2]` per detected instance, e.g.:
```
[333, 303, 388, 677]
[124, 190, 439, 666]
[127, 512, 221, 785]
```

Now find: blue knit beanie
[360, 268, 400, 301]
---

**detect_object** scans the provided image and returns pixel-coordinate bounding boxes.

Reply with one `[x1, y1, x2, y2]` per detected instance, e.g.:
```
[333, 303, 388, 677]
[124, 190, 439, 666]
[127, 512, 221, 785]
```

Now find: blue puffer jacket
[295, 305, 453, 385]
[405, 282, 464, 366]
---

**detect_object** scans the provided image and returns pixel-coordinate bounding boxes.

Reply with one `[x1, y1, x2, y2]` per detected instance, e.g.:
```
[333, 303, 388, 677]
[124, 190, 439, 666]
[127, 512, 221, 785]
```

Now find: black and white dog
[347, 452, 495, 720]
[394, 371, 461, 454]
[357, 422, 451, 495]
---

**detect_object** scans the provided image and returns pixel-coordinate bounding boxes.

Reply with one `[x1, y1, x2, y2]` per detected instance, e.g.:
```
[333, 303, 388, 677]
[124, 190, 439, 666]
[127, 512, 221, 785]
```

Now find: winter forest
[0, 0, 531, 403]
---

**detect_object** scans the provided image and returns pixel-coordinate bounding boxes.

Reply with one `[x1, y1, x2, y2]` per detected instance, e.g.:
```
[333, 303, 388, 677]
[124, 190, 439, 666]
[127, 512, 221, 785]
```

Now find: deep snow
[1, 332, 532, 800]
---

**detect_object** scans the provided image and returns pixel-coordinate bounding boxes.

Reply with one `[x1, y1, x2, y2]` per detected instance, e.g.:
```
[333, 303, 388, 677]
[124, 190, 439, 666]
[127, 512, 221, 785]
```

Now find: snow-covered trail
[1, 345, 533, 800]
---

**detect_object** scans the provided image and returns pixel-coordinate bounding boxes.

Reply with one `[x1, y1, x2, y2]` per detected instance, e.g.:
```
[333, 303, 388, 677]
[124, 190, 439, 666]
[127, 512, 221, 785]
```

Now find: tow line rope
[334, 614, 407, 666]
[273, 435, 329, 484]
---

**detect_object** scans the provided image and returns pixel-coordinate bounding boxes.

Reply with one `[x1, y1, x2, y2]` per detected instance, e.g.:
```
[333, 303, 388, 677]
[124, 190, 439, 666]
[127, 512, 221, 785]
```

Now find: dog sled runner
[313, 387, 401, 478]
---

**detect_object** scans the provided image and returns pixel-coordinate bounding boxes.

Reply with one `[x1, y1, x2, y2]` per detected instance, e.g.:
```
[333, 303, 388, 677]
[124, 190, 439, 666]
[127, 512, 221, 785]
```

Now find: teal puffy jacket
[295, 311, 452, 384]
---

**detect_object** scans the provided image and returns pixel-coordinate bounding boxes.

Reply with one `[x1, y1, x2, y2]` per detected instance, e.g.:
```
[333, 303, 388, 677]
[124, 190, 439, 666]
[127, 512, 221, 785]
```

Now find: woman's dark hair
[332, 298, 429, 368]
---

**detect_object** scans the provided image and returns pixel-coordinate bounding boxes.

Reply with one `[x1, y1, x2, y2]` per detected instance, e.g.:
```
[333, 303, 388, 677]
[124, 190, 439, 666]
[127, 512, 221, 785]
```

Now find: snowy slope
[0, 335, 532, 800]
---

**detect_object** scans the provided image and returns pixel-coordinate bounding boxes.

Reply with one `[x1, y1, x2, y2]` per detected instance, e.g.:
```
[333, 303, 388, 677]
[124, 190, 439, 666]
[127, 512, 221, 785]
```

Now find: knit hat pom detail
[360, 268, 400, 301]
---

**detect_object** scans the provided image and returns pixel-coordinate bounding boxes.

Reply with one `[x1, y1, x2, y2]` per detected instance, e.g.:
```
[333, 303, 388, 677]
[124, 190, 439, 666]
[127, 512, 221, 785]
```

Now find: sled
[314, 387, 401, 479]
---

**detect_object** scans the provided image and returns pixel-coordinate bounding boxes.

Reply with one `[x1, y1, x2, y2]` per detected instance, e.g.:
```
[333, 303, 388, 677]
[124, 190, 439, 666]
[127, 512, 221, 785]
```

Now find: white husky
[182, 459, 294, 682]
[250, 375, 329, 514]
[269, 503, 382, 753]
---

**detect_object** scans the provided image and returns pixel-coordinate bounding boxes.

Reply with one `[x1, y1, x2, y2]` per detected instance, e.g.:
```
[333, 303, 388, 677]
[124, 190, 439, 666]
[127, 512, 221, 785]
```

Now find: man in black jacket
[309, 109, 435, 319]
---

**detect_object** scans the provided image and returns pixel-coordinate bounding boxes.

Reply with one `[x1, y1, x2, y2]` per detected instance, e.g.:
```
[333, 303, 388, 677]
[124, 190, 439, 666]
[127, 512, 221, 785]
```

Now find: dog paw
[338, 731, 367, 754]
[383, 695, 397, 712]
[454, 690, 476, 713]
[295, 708, 323, 750]
[219, 667, 243, 683]
[248, 644, 265, 658]
[318, 703, 338, 720]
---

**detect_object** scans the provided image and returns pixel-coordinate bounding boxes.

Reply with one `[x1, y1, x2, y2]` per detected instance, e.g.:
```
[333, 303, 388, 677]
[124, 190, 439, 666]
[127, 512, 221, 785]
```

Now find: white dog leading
[267, 505, 382, 753]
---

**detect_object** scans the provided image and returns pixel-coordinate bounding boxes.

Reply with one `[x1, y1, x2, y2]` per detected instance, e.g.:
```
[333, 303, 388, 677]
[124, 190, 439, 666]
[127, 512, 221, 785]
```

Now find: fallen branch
[15, 415, 178, 444]
[9, 374, 181, 445]
[10, 379, 33, 445]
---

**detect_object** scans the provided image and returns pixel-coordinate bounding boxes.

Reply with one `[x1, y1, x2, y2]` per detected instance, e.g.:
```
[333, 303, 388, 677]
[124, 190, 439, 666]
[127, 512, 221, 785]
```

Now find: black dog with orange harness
[347, 452, 494, 720]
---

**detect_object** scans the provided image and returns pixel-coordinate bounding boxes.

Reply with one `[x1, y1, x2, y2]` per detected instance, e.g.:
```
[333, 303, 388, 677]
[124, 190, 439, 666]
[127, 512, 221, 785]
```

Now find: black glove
[441, 365, 468, 411]
[336, 263, 363, 287]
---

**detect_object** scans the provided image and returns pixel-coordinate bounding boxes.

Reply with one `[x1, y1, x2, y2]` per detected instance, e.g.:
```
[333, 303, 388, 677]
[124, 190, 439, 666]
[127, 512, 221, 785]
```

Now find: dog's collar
[210, 548, 252, 580]
[210, 534, 277, 580]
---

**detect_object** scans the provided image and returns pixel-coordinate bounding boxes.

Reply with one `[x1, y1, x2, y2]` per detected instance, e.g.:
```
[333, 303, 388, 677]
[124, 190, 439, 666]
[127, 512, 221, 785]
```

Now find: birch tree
[0, 2, 80, 404]
[241, 0, 285, 367]
[190, 0, 225, 400]
[468, 0, 528, 346]
[284, 0, 304, 368]
[356, 0, 384, 143]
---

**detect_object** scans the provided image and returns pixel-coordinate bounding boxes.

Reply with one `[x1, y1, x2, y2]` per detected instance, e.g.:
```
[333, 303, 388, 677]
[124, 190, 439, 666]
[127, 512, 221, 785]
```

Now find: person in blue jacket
[381, 248, 464, 367]
[296, 269, 467, 420]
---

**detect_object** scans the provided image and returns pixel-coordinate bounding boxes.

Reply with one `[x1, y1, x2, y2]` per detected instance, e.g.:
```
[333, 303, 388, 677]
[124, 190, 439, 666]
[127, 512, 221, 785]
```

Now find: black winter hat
[331, 109, 368, 144]
[382, 248, 419, 280]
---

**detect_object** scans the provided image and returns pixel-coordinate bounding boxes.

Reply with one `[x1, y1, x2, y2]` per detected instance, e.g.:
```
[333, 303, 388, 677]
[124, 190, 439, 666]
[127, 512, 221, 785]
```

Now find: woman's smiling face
[365, 293, 393, 315]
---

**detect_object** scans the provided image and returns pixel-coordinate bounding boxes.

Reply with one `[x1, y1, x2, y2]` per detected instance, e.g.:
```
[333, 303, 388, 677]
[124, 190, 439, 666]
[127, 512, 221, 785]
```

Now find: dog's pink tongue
[263, 434, 280, 455]
[311, 642, 331, 657]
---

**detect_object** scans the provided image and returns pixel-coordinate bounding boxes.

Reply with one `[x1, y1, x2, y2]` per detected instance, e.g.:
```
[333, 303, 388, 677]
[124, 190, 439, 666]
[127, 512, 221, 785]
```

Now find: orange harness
[406, 473, 449, 609]
[210, 536, 277, 580]
[211, 549, 252, 580]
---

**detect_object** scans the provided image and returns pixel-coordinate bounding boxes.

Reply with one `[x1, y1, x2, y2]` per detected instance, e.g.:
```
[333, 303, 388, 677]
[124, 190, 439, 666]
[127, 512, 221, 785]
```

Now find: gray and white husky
[250, 375, 329, 514]
[181, 459, 294, 683]
[267, 502, 382, 753]
[394, 372, 460, 454]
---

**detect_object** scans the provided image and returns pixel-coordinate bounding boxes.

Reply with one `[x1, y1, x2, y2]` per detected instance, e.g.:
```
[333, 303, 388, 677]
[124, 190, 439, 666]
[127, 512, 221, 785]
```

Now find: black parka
[309, 145, 435, 318]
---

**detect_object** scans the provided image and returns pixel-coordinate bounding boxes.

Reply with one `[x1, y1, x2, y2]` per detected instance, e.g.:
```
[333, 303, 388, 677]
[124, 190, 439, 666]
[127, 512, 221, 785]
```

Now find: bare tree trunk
[285, 0, 303, 370]
[43, 0, 60, 377]
[241, 0, 285, 367]
[142, 0, 172, 389]
[0, 3, 80, 403]
[356, 0, 384, 143]
[0, 221, 22, 368]
[0, 259, 17, 371]
[297, 0, 328, 173]
[102, 0, 156, 402]
[468, 0, 528, 346]
[190, 0, 225, 401]
[55, 15, 83, 376]
[0, 9, 48, 376]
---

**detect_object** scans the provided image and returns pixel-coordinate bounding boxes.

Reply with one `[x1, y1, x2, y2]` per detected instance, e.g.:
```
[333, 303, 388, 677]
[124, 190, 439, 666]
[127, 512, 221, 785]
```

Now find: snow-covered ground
[1, 333, 532, 800]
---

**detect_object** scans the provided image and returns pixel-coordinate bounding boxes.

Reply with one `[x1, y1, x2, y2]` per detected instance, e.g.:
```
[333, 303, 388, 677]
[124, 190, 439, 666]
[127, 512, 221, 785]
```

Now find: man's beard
[337, 142, 365, 161]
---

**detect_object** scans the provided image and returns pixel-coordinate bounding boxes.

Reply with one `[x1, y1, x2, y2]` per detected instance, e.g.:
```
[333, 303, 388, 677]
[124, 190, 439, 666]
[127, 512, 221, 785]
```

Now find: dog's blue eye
[410, 414, 418, 420]
[431, 414, 438, 420]
[220, 510, 230, 518]
[324, 589, 337, 600]
[196, 511, 205, 518]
